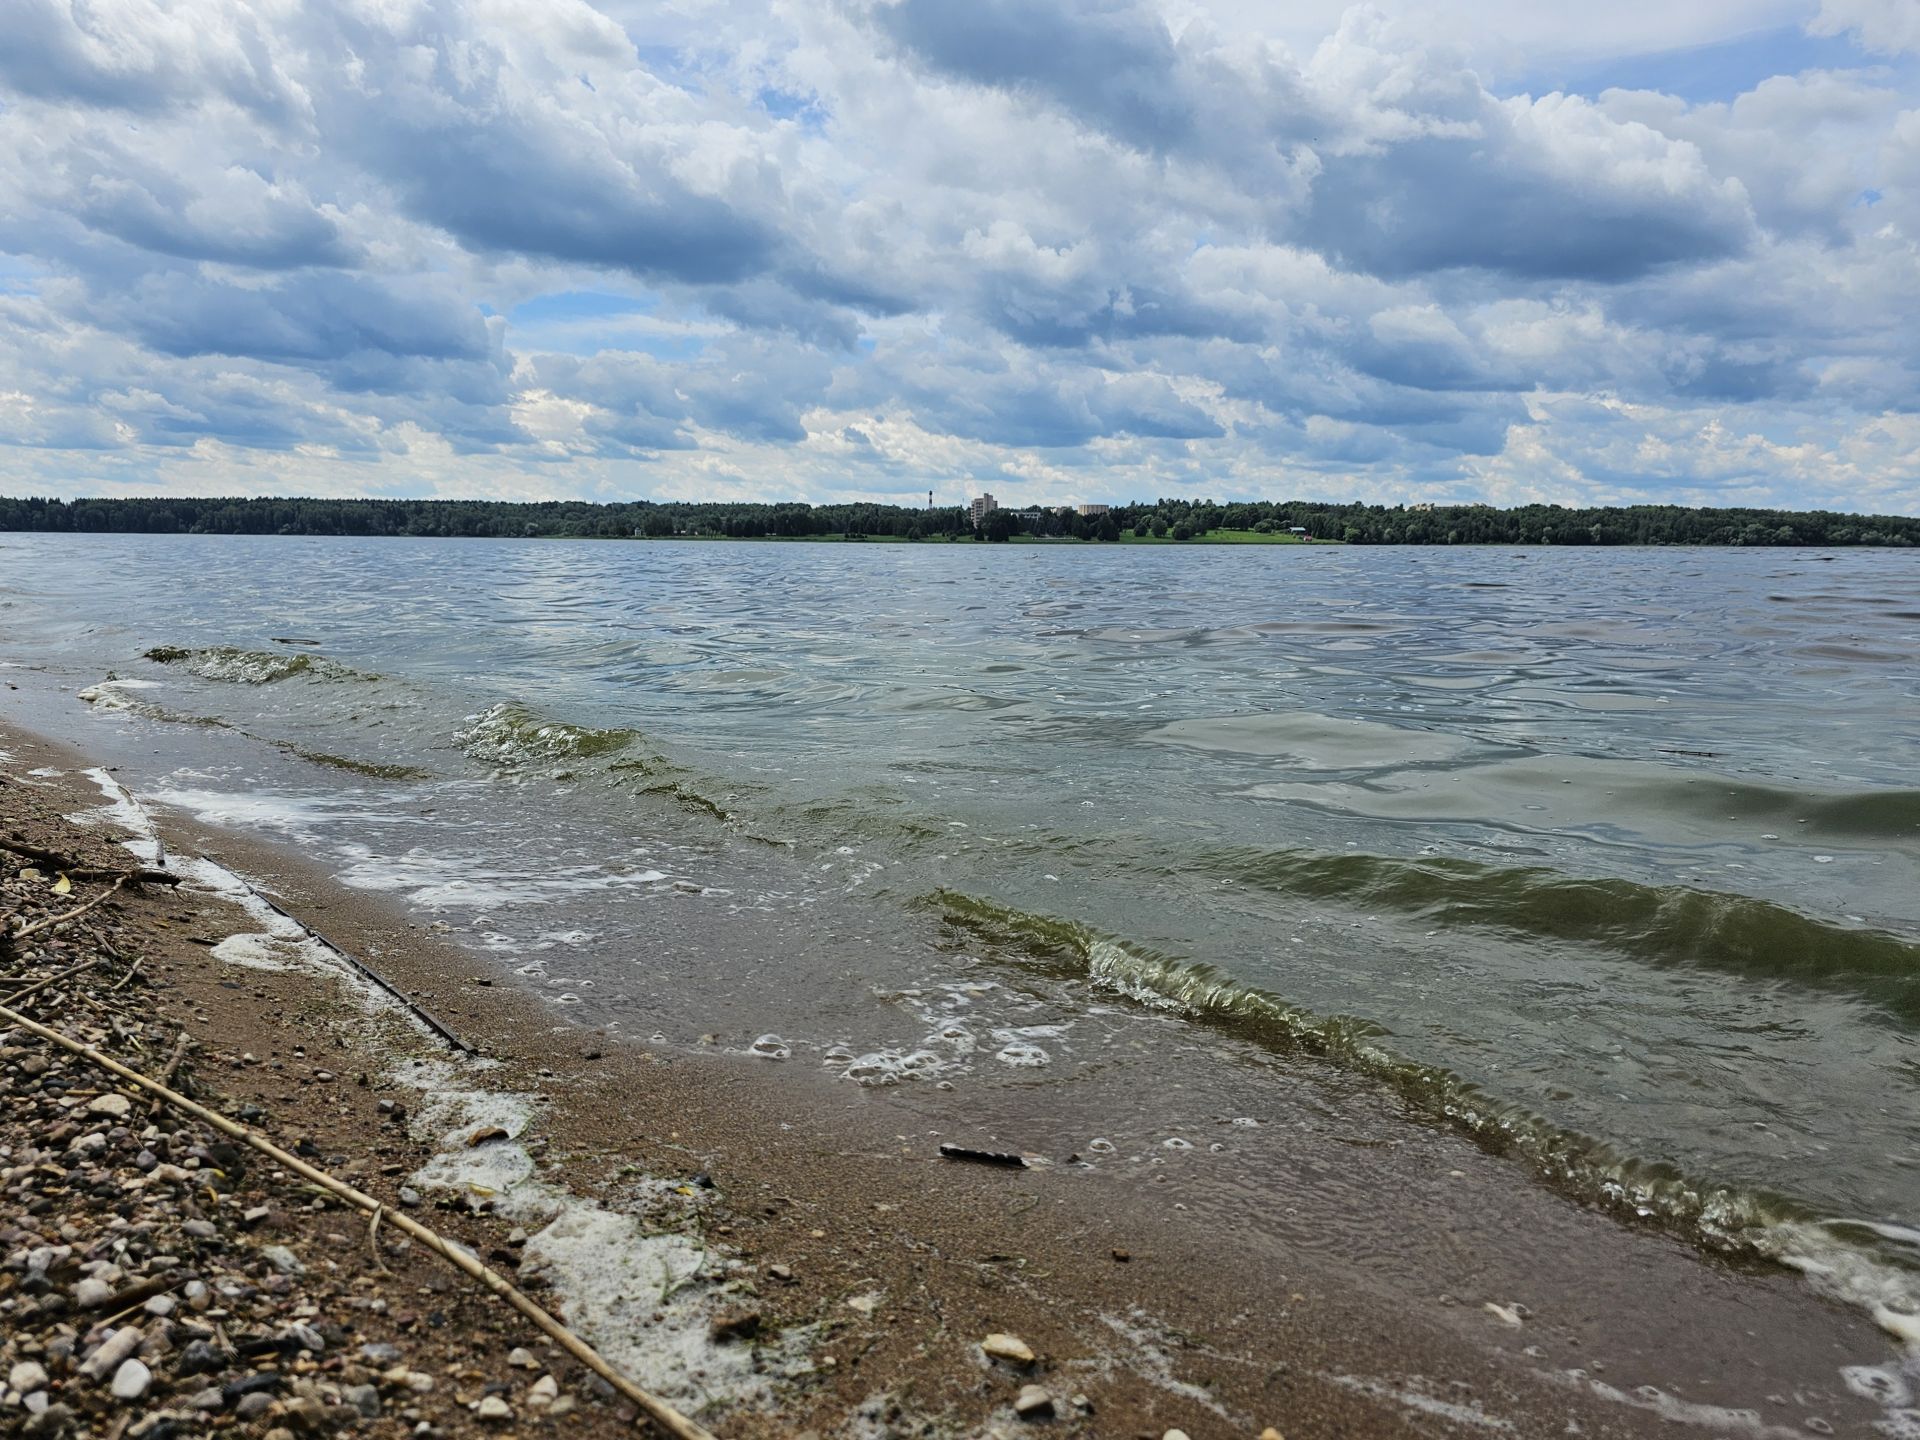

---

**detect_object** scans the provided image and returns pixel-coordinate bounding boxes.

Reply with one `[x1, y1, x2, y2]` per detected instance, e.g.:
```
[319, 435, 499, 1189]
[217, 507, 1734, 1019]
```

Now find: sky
[1, 0, 1917, 514]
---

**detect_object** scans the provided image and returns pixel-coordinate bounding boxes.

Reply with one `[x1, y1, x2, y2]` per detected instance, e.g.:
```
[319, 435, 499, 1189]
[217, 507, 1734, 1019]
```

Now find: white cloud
[1810, 0, 1920, 55]
[0, 0, 1913, 513]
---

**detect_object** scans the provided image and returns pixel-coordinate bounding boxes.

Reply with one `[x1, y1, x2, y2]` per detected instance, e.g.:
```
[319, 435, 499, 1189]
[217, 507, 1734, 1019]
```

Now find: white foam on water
[1329, 1374, 1513, 1431]
[151, 786, 419, 844]
[75, 770, 411, 1020]
[841, 1048, 950, 1085]
[1097, 1309, 1243, 1423]
[1552, 1371, 1804, 1437]
[76, 768, 164, 867]
[1844, 1364, 1913, 1408]
[993, 1040, 1051, 1067]
[69, 762, 812, 1416]
[397, 1059, 802, 1415]
[335, 843, 668, 911]
[211, 934, 295, 972]
[78, 678, 164, 712]
[1763, 1219, 1920, 1346]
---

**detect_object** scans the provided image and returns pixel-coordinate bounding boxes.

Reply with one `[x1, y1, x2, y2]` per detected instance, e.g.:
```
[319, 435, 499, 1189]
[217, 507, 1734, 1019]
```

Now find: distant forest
[1, 494, 1916, 546]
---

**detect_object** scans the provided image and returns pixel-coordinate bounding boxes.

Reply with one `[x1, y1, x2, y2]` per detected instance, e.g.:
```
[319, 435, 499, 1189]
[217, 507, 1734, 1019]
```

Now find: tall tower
[928, 489, 934, 510]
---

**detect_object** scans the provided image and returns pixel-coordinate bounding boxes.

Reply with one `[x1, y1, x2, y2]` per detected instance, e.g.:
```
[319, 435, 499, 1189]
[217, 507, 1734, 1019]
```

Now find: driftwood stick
[160, 1032, 194, 1085]
[0, 1000, 720, 1440]
[9, 874, 129, 943]
[0, 835, 177, 886]
[247, 890, 474, 1055]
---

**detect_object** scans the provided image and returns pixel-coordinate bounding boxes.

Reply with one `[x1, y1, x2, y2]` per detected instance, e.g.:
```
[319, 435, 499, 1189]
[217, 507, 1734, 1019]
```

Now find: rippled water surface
[3, 534, 1918, 1298]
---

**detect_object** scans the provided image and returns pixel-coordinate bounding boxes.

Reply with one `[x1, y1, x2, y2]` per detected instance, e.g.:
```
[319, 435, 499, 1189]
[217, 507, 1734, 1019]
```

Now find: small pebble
[111, 1358, 152, 1401]
[981, 1333, 1035, 1366]
[262, 1245, 304, 1274]
[1014, 1385, 1054, 1418]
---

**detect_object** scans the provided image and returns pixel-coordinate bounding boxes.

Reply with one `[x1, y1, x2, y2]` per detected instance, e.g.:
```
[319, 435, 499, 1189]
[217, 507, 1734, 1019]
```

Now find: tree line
[0, 494, 1914, 546]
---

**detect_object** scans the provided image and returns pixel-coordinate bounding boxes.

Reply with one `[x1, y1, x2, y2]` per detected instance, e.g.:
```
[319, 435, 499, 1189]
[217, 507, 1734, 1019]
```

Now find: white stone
[981, 1333, 1035, 1365]
[1014, 1385, 1054, 1418]
[88, 1094, 131, 1120]
[475, 1395, 513, 1422]
[111, 1359, 152, 1401]
[9, 1361, 48, 1393]
[527, 1375, 559, 1407]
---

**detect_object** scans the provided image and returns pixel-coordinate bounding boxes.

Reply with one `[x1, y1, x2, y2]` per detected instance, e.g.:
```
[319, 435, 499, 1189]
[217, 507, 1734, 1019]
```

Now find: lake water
[3, 534, 1918, 1326]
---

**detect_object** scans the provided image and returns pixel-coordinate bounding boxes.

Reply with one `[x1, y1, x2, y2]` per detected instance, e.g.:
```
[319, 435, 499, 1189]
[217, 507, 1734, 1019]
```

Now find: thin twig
[2, 957, 103, 1006]
[367, 1203, 393, 1275]
[96, 1275, 182, 1332]
[109, 959, 144, 992]
[0, 999, 717, 1440]
[8, 874, 128, 943]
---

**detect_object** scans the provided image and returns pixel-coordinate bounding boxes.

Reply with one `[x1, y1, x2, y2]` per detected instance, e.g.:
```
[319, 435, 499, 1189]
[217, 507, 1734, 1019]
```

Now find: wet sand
[2, 712, 1911, 1438]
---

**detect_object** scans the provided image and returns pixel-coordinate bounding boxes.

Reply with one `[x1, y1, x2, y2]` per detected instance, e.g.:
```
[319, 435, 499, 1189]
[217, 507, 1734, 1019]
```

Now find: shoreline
[3, 712, 1915, 1437]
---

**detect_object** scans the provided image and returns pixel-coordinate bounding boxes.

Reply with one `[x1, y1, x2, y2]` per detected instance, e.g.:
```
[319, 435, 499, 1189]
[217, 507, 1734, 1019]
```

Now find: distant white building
[969, 493, 998, 526]
[1077, 503, 1110, 517]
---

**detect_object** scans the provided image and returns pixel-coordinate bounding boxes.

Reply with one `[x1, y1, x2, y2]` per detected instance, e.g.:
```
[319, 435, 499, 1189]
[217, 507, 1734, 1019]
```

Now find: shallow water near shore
[3, 533, 1919, 1339]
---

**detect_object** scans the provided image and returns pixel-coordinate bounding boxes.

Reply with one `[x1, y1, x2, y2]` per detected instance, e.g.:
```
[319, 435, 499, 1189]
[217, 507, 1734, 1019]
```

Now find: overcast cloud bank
[0, 0, 1916, 511]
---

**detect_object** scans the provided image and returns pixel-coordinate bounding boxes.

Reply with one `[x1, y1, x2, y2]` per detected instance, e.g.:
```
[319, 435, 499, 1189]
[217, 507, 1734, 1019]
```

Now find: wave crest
[144, 645, 375, 684]
[455, 701, 642, 768]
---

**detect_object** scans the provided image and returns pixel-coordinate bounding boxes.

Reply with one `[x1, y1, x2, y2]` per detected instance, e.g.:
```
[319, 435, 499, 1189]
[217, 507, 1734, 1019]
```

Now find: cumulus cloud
[1811, 0, 1920, 55]
[0, 0, 1914, 512]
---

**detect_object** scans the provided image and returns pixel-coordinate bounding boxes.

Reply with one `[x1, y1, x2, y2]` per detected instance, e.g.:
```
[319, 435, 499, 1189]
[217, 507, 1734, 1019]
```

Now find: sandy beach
[4, 710, 1914, 1438]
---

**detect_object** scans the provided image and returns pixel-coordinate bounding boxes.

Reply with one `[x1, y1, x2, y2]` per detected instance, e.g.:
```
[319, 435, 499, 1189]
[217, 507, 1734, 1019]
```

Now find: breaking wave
[927, 889, 1920, 1340]
[144, 645, 378, 685]
[454, 701, 644, 767]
